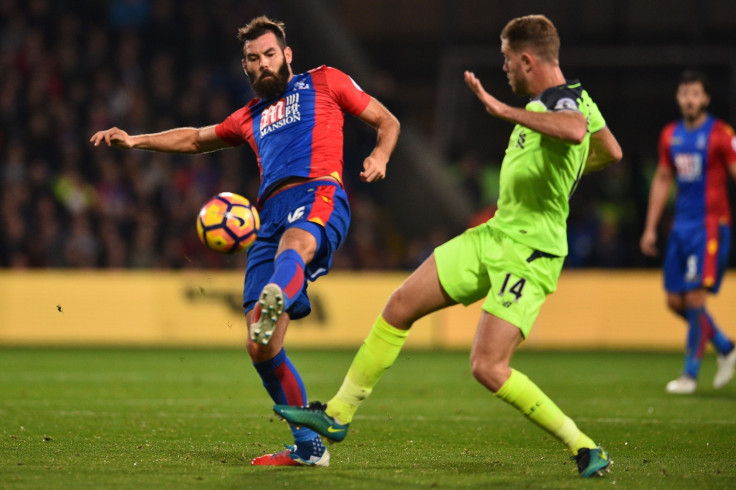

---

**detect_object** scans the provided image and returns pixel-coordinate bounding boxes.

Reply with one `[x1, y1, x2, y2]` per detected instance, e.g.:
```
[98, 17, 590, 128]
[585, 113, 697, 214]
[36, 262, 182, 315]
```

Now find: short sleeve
[321, 66, 371, 115]
[658, 124, 675, 169]
[215, 106, 249, 147]
[715, 121, 736, 167]
[585, 96, 606, 135]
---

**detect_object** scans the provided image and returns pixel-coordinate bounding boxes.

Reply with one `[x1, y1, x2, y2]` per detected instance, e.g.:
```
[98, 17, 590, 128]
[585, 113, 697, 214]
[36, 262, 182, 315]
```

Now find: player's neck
[683, 111, 708, 130]
[529, 66, 566, 98]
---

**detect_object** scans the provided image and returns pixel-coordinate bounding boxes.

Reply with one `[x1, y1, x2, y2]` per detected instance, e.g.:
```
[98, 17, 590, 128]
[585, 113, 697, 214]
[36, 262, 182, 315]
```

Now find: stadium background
[2, 0, 736, 348]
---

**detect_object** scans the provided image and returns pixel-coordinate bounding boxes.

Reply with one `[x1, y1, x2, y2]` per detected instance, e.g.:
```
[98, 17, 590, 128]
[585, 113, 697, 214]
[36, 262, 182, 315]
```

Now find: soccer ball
[196, 192, 260, 254]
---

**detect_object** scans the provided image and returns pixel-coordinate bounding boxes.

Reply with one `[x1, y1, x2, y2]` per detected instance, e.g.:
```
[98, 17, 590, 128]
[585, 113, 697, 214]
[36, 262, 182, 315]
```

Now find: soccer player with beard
[640, 70, 736, 394]
[276, 14, 622, 478]
[90, 16, 400, 466]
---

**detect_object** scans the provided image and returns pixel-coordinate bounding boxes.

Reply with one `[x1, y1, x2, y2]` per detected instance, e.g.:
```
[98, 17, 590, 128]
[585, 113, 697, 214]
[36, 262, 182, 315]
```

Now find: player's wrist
[127, 135, 142, 149]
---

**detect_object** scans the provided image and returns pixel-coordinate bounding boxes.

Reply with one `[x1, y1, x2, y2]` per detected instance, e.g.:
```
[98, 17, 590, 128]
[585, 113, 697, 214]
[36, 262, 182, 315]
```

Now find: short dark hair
[237, 16, 287, 51]
[678, 69, 710, 95]
[501, 14, 560, 63]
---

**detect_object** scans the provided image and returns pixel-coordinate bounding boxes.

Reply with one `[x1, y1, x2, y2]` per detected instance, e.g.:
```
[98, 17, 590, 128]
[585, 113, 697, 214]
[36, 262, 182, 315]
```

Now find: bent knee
[383, 288, 415, 328]
[666, 295, 684, 313]
[246, 338, 282, 363]
[470, 357, 511, 392]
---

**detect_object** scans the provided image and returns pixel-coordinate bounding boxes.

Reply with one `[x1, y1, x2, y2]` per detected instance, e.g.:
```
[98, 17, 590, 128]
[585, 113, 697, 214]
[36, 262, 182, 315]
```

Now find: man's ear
[521, 52, 534, 72]
[284, 46, 293, 65]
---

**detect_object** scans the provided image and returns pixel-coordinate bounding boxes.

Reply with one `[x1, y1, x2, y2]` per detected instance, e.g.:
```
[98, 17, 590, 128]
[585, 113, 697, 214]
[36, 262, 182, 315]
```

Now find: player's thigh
[480, 233, 563, 339]
[243, 237, 278, 313]
[383, 253, 456, 327]
[706, 223, 731, 293]
[663, 228, 688, 293]
[434, 224, 491, 306]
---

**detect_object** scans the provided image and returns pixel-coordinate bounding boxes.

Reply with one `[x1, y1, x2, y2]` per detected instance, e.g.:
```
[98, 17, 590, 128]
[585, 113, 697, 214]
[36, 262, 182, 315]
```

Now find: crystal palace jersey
[658, 114, 736, 229]
[215, 65, 371, 204]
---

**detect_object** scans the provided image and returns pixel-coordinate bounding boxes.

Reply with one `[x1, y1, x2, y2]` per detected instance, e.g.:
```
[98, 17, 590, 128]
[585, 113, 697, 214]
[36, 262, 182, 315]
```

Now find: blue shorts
[663, 221, 730, 294]
[243, 180, 350, 320]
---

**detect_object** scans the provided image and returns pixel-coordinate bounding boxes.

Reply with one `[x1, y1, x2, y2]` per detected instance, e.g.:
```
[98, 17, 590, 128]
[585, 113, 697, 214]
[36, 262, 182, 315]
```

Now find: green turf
[1, 348, 735, 489]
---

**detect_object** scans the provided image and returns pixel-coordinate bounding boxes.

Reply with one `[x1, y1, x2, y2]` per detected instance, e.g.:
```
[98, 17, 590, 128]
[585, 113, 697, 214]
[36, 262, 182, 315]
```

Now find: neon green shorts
[434, 222, 564, 338]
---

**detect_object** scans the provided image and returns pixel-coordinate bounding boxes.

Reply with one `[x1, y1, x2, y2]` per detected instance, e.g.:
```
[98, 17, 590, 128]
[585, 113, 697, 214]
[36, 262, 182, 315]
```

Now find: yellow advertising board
[1, 270, 734, 350]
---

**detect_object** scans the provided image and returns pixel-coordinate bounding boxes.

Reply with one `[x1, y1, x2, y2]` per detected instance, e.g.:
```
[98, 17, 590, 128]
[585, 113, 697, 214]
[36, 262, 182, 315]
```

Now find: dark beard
[684, 103, 708, 124]
[251, 61, 290, 100]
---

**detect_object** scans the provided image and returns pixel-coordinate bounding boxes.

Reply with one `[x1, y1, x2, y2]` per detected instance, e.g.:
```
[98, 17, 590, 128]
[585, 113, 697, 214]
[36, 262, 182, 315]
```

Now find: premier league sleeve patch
[554, 97, 579, 112]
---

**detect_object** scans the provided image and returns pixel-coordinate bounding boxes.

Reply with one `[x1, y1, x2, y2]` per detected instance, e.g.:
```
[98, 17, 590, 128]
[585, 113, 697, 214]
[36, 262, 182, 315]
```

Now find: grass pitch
[1, 348, 735, 489]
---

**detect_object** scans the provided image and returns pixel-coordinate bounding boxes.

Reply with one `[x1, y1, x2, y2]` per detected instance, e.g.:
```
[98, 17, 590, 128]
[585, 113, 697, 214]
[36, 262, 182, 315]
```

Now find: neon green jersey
[488, 80, 606, 256]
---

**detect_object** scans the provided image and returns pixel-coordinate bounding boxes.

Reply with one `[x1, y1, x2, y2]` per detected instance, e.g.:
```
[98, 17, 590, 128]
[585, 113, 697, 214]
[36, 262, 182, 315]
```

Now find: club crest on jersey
[260, 93, 301, 136]
[696, 133, 707, 150]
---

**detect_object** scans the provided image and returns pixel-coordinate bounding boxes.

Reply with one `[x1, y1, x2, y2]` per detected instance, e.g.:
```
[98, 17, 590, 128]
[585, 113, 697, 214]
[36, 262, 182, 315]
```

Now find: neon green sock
[495, 369, 596, 455]
[326, 314, 409, 424]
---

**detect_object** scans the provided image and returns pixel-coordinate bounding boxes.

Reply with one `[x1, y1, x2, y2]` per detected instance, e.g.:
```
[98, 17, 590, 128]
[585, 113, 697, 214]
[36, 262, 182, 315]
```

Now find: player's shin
[253, 348, 324, 454]
[683, 307, 707, 378]
[495, 369, 596, 455]
[327, 314, 409, 424]
[269, 249, 305, 309]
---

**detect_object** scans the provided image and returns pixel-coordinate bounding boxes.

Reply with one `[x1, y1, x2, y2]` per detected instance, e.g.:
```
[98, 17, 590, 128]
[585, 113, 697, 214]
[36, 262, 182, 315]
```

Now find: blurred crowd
[0, 0, 668, 271]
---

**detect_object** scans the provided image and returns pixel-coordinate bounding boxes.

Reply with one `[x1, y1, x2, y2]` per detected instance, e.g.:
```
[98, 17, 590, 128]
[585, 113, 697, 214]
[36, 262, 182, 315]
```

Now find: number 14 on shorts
[498, 273, 526, 302]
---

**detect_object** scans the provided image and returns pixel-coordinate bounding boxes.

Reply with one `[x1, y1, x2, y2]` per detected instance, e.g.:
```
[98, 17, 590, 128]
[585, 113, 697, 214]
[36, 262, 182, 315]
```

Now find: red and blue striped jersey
[658, 114, 736, 228]
[215, 65, 371, 205]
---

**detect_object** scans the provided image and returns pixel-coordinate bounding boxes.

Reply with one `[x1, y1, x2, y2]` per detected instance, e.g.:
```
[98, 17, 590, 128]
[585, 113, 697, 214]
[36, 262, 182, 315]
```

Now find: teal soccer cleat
[575, 446, 612, 477]
[274, 402, 350, 442]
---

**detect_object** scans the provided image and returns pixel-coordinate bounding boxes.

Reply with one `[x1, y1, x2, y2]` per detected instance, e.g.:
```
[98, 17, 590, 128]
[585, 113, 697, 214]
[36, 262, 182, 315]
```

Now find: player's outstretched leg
[249, 283, 284, 345]
[274, 401, 350, 442]
[275, 314, 409, 442]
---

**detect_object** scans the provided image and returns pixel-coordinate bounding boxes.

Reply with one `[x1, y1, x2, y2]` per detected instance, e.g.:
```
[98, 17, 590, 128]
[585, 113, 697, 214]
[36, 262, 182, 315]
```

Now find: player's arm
[90, 125, 230, 154]
[354, 97, 401, 183]
[464, 70, 587, 143]
[640, 165, 673, 257]
[583, 127, 623, 174]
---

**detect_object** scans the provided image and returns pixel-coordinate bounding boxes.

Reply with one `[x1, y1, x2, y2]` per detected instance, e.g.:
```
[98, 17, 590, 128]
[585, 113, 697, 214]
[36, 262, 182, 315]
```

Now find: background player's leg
[678, 290, 711, 383]
[663, 293, 697, 393]
[706, 310, 736, 355]
[682, 306, 708, 379]
[683, 290, 736, 389]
